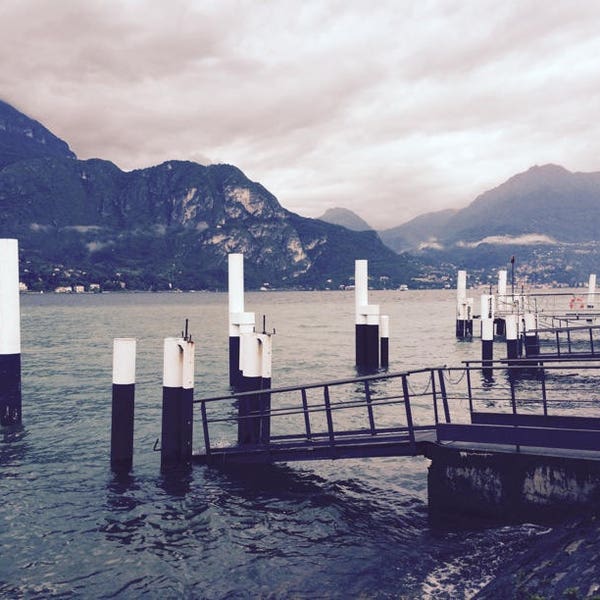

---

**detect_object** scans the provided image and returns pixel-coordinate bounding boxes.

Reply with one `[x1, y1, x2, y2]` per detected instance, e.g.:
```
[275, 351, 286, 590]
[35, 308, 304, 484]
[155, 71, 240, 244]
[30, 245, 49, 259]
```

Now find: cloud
[457, 234, 557, 248]
[2, 0, 600, 229]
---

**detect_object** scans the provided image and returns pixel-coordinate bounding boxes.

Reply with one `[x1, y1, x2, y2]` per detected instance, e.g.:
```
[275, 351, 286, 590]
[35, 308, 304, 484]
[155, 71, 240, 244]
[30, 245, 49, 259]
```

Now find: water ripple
[1, 291, 555, 598]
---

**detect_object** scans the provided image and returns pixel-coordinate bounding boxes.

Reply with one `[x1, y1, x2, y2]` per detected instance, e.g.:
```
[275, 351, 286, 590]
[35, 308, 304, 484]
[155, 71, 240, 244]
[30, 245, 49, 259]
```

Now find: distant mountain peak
[379, 208, 458, 253]
[527, 163, 570, 174]
[511, 163, 572, 183]
[0, 99, 76, 168]
[318, 207, 372, 231]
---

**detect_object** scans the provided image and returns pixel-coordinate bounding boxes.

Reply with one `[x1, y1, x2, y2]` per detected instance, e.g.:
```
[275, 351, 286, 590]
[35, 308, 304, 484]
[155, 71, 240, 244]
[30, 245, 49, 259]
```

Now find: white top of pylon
[0, 238, 21, 355]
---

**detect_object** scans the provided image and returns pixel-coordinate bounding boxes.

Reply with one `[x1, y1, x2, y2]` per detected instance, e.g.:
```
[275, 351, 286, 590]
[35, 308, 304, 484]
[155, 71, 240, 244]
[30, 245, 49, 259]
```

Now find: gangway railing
[526, 324, 600, 358]
[192, 361, 600, 463]
[193, 367, 447, 462]
[495, 291, 600, 324]
[442, 361, 600, 452]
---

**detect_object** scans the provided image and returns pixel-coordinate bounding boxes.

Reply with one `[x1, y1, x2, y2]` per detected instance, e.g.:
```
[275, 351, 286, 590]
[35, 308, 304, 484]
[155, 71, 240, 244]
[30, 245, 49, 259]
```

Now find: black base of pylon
[0, 354, 21, 426]
[111, 383, 135, 471]
[237, 376, 271, 446]
[229, 336, 242, 388]
[161, 386, 193, 470]
[380, 338, 389, 369]
[456, 320, 473, 339]
[356, 324, 379, 371]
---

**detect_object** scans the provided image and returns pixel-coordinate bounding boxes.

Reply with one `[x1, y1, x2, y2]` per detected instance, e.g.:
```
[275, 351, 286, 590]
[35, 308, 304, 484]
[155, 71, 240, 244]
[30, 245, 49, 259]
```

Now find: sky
[2, 0, 600, 229]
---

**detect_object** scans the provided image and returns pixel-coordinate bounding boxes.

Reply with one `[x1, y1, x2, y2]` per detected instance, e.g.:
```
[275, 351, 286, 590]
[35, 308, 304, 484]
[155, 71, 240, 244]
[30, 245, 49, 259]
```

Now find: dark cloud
[2, 0, 600, 229]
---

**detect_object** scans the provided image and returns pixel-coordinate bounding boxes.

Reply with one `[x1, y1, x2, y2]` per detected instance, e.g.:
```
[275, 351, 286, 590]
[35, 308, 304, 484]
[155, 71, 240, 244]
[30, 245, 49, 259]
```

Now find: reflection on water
[0, 425, 27, 469]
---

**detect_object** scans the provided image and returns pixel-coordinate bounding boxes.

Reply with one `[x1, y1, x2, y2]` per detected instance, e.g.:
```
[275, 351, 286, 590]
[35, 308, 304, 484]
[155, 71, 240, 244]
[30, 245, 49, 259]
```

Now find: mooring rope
[406, 375, 432, 397]
[444, 369, 467, 385]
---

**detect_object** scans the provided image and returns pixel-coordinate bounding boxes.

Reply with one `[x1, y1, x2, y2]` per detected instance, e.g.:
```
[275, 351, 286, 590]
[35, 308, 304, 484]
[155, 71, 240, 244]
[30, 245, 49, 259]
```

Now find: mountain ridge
[0, 100, 76, 168]
[441, 164, 600, 245]
[4, 99, 599, 291]
[381, 164, 600, 253]
[318, 207, 373, 231]
[379, 208, 458, 252]
[0, 100, 418, 291]
[376, 163, 600, 287]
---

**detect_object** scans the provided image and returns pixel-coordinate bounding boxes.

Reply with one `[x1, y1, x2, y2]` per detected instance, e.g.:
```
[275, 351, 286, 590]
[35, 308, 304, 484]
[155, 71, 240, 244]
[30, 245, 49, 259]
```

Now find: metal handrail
[196, 368, 441, 456]
[203, 393, 408, 424]
[530, 324, 600, 334]
[461, 358, 600, 367]
[193, 366, 444, 404]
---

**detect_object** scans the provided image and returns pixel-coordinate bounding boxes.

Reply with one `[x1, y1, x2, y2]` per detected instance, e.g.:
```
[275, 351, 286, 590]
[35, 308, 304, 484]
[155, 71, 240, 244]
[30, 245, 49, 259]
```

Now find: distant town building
[73, 285, 85, 293]
[19, 282, 28, 291]
[54, 286, 72, 293]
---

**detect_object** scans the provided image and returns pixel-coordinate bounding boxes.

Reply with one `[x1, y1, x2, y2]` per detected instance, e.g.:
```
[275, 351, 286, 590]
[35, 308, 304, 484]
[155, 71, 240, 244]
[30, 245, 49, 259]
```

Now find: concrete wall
[426, 444, 600, 523]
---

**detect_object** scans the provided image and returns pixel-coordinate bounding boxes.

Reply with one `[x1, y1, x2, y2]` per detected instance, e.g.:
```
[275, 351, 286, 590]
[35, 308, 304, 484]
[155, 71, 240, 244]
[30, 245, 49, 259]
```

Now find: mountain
[385, 165, 600, 252]
[0, 100, 76, 168]
[379, 209, 457, 252]
[7, 100, 596, 291]
[388, 164, 600, 286]
[0, 100, 418, 291]
[318, 207, 372, 231]
[442, 164, 600, 245]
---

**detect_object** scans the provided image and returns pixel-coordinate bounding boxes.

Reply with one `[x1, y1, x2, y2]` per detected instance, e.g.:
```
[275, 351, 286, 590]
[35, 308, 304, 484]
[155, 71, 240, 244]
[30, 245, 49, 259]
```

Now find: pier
[192, 359, 600, 519]
[193, 360, 600, 463]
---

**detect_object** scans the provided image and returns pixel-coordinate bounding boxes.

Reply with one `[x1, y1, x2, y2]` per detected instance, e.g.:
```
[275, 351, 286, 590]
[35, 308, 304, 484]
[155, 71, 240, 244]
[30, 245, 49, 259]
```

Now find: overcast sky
[2, 0, 600, 229]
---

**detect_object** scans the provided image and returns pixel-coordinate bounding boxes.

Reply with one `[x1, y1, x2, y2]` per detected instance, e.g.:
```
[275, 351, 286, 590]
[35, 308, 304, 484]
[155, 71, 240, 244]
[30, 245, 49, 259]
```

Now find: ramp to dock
[192, 362, 600, 465]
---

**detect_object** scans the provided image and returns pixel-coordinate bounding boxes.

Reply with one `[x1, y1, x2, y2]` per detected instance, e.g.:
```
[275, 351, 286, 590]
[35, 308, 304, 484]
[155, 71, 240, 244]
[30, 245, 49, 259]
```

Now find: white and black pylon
[455, 270, 473, 339]
[522, 313, 540, 358]
[228, 253, 255, 388]
[111, 338, 136, 471]
[495, 269, 508, 336]
[355, 260, 379, 371]
[237, 329, 272, 445]
[505, 314, 519, 363]
[588, 274, 597, 309]
[160, 325, 195, 470]
[380, 315, 389, 369]
[0, 239, 21, 426]
[480, 294, 494, 376]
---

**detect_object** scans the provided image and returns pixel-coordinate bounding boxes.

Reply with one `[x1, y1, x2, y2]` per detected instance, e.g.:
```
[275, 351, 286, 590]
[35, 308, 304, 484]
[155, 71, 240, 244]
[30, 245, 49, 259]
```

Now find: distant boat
[399, 284, 409, 291]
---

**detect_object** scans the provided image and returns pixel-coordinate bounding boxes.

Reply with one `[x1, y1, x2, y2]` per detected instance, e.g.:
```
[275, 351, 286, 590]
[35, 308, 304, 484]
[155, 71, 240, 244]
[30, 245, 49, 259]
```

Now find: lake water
[1, 290, 552, 598]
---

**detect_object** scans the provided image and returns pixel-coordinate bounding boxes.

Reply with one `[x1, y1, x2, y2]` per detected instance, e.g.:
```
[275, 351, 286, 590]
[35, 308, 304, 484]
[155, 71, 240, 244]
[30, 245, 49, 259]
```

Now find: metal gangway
[496, 290, 600, 329]
[525, 324, 600, 360]
[192, 361, 600, 465]
[194, 368, 442, 464]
